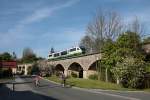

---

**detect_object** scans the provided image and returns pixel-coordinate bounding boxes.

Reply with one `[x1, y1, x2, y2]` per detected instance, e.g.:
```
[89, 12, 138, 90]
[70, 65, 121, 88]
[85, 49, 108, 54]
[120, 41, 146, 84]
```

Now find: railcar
[48, 46, 85, 60]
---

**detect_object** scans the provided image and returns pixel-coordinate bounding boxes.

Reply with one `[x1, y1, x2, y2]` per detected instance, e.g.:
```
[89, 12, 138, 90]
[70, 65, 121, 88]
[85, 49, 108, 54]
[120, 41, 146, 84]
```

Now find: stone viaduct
[47, 53, 101, 79]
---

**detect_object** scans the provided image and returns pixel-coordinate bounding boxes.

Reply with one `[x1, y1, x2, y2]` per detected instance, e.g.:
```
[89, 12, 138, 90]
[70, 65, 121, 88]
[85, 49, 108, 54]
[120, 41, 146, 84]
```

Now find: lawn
[45, 75, 135, 91]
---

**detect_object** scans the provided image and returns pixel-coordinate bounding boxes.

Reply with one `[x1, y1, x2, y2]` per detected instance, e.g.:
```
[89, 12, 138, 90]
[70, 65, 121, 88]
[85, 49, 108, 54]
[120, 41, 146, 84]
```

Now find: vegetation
[71, 72, 78, 78]
[80, 10, 150, 89]
[20, 47, 44, 63]
[0, 52, 13, 61]
[45, 75, 135, 90]
[27, 62, 40, 75]
[80, 11, 122, 54]
[88, 74, 98, 80]
[0, 52, 15, 79]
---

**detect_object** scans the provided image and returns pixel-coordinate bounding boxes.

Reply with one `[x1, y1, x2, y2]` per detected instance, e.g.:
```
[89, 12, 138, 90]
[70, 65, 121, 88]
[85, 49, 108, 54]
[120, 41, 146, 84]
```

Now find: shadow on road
[0, 85, 58, 100]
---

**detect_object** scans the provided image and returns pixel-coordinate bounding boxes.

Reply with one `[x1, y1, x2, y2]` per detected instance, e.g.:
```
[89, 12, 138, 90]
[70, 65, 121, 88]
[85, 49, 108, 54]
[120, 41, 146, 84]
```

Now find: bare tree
[83, 10, 123, 53]
[22, 47, 37, 63]
[22, 47, 35, 58]
[80, 35, 94, 54]
[80, 10, 123, 81]
[129, 16, 145, 36]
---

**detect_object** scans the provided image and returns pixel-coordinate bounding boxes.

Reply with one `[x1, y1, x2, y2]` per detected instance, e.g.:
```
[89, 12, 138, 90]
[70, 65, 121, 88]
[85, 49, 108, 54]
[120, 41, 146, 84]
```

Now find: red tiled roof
[0, 61, 17, 68]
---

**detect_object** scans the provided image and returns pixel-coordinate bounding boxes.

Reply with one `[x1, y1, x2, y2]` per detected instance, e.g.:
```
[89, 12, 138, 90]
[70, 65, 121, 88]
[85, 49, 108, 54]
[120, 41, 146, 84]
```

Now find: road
[1, 76, 150, 100]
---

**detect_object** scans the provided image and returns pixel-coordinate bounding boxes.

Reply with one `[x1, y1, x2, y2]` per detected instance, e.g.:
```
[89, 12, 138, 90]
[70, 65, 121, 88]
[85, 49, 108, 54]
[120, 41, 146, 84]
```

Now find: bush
[2, 68, 12, 78]
[55, 71, 60, 76]
[120, 75, 129, 88]
[71, 72, 78, 78]
[130, 77, 145, 89]
[120, 74, 145, 89]
[31, 63, 40, 75]
[88, 74, 98, 80]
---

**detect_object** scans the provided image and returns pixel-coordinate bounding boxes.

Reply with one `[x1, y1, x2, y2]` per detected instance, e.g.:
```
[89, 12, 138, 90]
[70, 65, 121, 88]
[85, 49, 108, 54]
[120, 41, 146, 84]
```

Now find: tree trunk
[105, 68, 108, 82]
[116, 77, 120, 84]
[97, 61, 101, 81]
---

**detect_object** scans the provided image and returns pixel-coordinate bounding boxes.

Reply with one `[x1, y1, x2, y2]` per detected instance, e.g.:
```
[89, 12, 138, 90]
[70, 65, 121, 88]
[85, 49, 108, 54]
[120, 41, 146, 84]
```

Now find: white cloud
[21, 0, 80, 25]
[0, 0, 80, 47]
[0, 0, 81, 58]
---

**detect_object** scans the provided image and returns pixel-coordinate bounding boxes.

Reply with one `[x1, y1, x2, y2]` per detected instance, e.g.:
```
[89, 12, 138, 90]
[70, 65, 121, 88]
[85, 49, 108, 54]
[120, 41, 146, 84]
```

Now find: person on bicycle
[34, 74, 40, 87]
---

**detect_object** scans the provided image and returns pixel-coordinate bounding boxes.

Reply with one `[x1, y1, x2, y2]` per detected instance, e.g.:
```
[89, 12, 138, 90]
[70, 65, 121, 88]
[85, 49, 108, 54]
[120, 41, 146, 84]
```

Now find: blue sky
[0, 0, 150, 58]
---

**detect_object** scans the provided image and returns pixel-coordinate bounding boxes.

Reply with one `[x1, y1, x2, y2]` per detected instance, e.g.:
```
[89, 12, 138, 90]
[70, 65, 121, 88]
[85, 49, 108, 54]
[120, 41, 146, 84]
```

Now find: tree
[30, 62, 40, 75]
[79, 35, 94, 54]
[22, 48, 34, 58]
[12, 52, 17, 60]
[129, 17, 145, 36]
[0, 52, 12, 61]
[111, 31, 146, 88]
[101, 39, 117, 82]
[50, 47, 55, 54]
[81, 10, 123, 80]
[22, 47, 37, 63]
[85, 10, 122, 53]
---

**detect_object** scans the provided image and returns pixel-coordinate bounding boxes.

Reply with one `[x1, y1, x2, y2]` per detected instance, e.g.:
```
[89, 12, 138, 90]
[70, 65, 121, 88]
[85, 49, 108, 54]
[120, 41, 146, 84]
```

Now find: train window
[61, 51, 67, 55]
[54, 53, 60, 57]
[49, 55, 52, 57]
[70, 48, 76, 52]
[77, 48, 80, 50]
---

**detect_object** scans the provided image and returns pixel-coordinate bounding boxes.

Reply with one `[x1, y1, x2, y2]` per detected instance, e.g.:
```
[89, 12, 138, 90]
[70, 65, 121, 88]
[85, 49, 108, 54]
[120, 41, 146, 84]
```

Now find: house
[0, 61, 17, 74]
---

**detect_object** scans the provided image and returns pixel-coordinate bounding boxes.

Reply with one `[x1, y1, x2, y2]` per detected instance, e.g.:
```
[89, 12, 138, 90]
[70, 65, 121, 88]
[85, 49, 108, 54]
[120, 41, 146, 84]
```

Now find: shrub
[71, 72, 78, 78]
[31, 63, 40, 75]
[55, 71, 60, 76]
[120, 75, 129, 88]
[2, 68, 12, 78]
[88, 74, 98, 80]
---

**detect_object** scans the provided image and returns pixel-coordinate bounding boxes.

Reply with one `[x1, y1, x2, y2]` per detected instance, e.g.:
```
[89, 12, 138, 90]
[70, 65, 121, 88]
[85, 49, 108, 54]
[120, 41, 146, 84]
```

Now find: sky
[0, 0, 150, 58]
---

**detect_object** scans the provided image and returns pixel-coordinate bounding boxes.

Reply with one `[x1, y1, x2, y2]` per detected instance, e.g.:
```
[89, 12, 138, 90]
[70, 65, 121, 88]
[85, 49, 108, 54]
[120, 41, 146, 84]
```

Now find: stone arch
[68, 62, 83, 78]
[87, 60, 100, 78]
[55, 64, 65, 75]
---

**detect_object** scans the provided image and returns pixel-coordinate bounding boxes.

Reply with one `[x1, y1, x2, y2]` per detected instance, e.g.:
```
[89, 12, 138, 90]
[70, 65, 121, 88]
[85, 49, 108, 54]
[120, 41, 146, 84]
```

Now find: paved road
[1, 76, 150, 100]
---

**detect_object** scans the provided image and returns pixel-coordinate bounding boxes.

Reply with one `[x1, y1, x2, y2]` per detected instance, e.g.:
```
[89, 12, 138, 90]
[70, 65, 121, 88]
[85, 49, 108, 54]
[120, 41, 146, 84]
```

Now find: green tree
[101, 39, 117, 82]
[112, 31, 146, 88]
[30, 62, 40, 75]
[22, 47, 37, 63]
[0, 52, 12, 61]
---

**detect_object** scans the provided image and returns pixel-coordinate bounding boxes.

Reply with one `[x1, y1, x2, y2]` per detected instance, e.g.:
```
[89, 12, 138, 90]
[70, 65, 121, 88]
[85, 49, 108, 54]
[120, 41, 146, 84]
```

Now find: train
[48, 46, 85, 60]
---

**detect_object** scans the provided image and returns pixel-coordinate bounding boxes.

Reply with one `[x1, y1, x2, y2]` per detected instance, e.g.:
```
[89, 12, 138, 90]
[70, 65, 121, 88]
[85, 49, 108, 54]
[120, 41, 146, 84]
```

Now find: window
[61, 51, 67, 55]
[49, 55, 52, 57]
[70, 48, 76, 52]
[54, 53, 60, 57]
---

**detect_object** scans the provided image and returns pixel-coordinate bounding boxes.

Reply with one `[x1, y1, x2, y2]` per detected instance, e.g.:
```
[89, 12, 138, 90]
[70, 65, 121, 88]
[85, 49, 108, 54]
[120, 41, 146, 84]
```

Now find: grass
[45, 75, 136, 91]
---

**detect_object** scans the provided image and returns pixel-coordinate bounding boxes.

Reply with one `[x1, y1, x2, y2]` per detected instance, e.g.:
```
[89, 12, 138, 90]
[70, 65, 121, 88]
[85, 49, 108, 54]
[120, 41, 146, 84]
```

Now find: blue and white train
[48, 46, 85, 60]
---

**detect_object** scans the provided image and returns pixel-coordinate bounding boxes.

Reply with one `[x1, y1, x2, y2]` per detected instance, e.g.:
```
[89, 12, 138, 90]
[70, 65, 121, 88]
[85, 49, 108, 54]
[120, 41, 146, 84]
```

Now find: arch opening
[55, 64, 64, 76]
[88, 60, 113, 81]
[68, 62, 83, 78]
